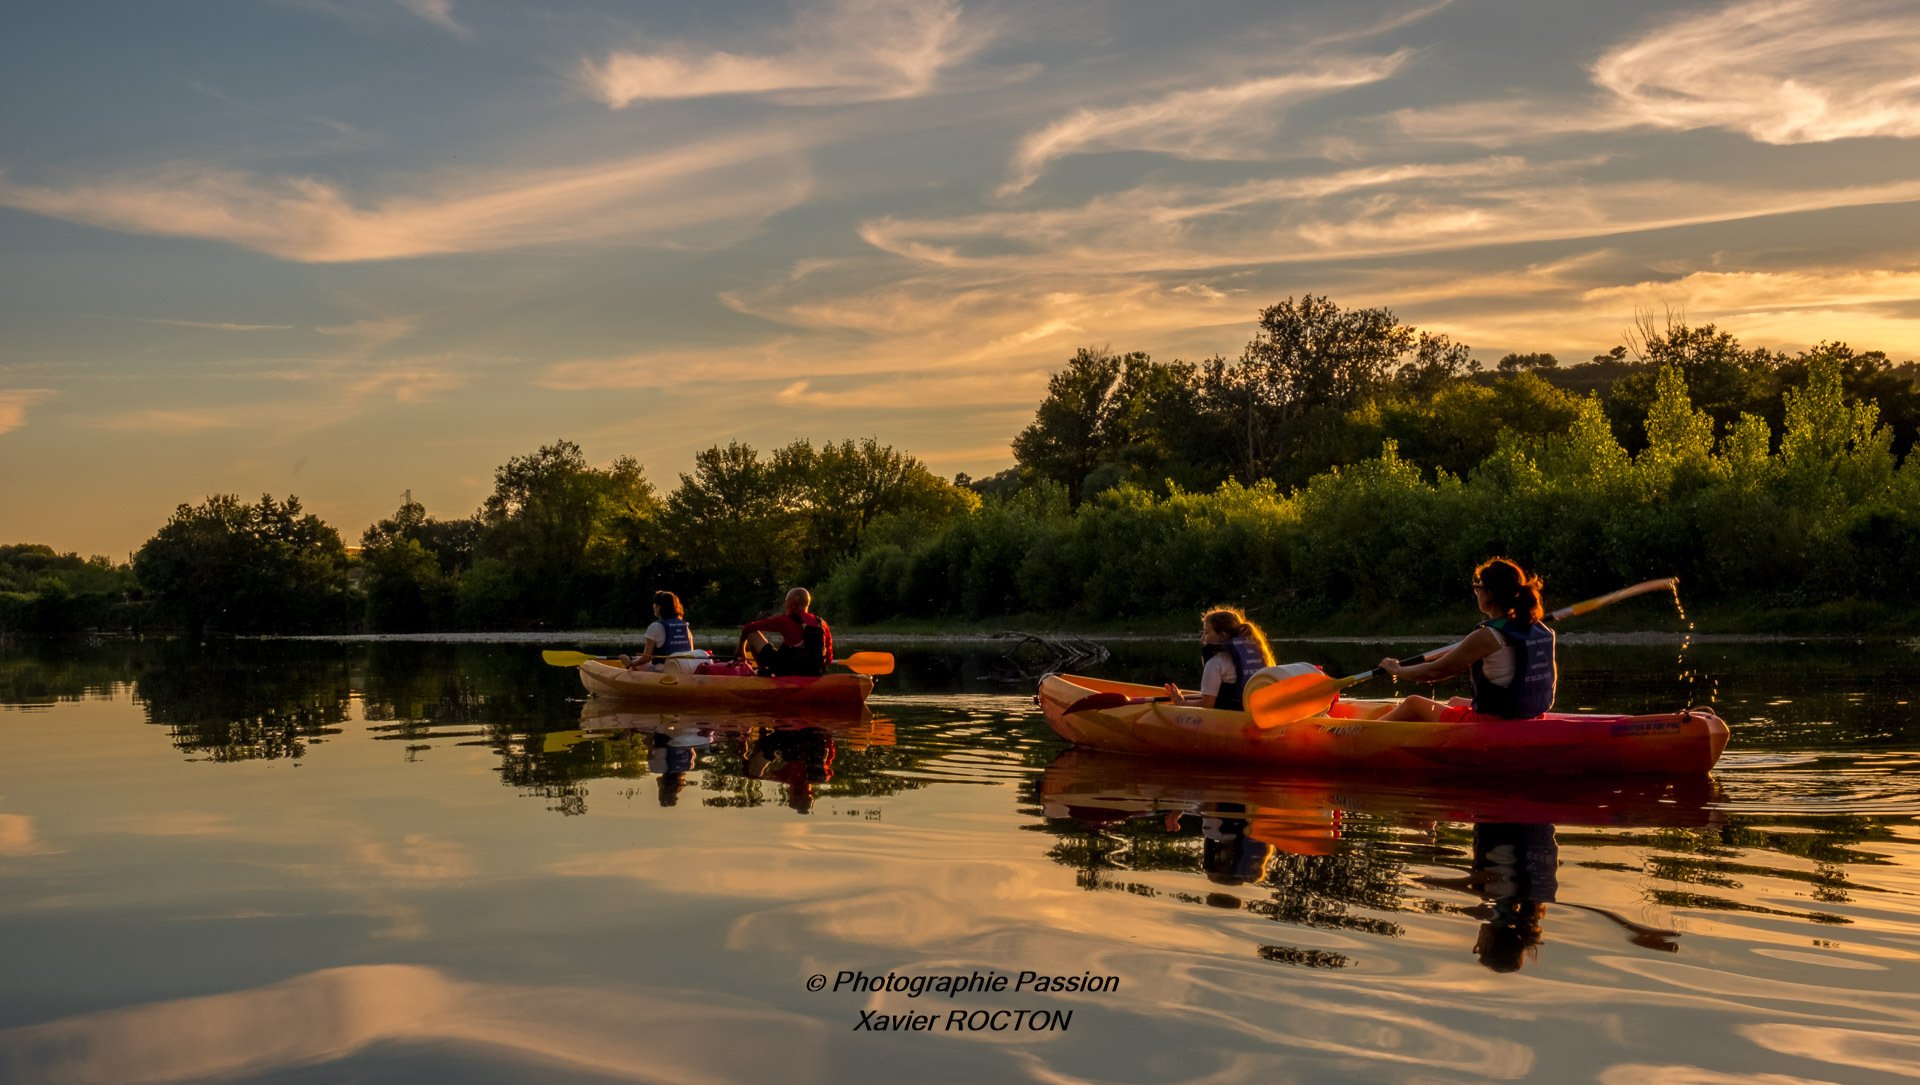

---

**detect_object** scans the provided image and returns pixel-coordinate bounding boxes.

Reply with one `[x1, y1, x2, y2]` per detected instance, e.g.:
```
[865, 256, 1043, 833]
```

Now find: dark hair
[653, 591, 684, 619]
[1473, 558, 1544, 623]
[1202, 607, 1276, 666]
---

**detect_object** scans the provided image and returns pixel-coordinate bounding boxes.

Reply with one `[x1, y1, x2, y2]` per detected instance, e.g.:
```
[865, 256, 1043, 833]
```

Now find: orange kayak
[576, 659, 873, 707]
[1038, 674, 1729, 775]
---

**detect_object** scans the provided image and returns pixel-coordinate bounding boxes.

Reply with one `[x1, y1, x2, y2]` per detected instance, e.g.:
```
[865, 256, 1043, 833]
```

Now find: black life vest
[1469, 618, 1556, 719]
[1210, 634, 1271, 712]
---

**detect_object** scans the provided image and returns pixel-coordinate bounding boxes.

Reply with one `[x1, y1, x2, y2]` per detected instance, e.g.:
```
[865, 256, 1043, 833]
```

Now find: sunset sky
[6, 0, 1920, 557]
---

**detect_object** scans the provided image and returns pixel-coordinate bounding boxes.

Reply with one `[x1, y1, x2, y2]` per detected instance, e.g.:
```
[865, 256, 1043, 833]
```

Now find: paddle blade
[838, 651, 894, 676]
[1061, 692, 1134, 715]
[541, 650, 598, 667]
[1553, 577, 1678, 621]
[1247, 672, 1342, 728]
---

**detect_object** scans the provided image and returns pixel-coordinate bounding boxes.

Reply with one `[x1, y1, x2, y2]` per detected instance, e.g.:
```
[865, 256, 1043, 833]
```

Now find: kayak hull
[1038, 674, 1729, 774]
[578, 659, 874, 707]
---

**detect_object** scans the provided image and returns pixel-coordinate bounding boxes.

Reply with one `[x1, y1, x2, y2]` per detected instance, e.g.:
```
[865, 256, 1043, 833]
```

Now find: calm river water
[2, 635, 1918, 1084]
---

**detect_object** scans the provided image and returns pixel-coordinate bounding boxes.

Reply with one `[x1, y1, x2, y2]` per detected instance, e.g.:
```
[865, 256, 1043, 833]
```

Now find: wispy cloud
[1583, 267, 1920, 318]
[138, 318, 297, 332]
[89, 354, 471, 434]
[283, 0, 472, 39]
[774, 371, 1045, 410]
[1396, 0, 1920, 148]
[1595, 0, 1920, 144]
[0, 389, 57, 435]
[580, 0, 985, 107]
[1001, 53, 1412, 195]
[393, 0, 469, 39]
[94, 408, 250, 434]
[317, 318, 417, 351]
[864, 160, 1920, 274]
[0, 132, 813, 262]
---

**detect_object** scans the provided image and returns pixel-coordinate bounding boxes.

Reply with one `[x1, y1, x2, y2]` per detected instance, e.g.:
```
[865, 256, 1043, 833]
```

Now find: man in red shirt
[738, 587, 833, 677]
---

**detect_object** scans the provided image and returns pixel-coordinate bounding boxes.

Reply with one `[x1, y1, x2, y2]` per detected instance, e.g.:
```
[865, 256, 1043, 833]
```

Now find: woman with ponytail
[1378, 558, 1557, 722]
[1163, 607, 1277, 711]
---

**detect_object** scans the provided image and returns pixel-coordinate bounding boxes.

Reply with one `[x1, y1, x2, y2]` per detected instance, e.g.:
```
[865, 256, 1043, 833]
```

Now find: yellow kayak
[577, 658, 874, 707]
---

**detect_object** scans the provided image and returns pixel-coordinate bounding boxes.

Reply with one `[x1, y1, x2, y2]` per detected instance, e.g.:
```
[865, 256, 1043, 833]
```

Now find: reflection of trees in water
[498, 731, 650, 817]
[359, 643, 571, 734]
[134, 644, 351, 761]
[0, 641, 142, 706]
[1241, 848, 1408, 939]
[1621, 819, 1899, 923]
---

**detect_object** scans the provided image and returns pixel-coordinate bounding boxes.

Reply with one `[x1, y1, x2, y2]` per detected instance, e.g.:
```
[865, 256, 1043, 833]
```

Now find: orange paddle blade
[1247, 672, 1344, 728]
[838, 652, 894, 676]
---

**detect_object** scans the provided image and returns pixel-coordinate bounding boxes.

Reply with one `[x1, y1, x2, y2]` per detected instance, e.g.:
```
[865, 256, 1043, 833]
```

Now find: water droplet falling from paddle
[1671, 582, 1701, 709]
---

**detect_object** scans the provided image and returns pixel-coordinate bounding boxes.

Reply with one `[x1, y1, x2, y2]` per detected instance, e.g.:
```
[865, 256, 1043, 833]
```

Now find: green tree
[470, 441, 663, 626]
[666, 441, 807, 614]
[134, 494, 351, 638]
[1012, 349, 1201, 501]
[1197, 296, 1416, 483]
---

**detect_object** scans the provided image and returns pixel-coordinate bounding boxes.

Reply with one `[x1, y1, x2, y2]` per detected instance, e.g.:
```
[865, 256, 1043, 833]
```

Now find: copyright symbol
[806, 974, 827, 992]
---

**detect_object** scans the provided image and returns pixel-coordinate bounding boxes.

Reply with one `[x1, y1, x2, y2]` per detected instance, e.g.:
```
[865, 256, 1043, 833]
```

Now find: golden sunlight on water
[0, 640, 1916, 1084]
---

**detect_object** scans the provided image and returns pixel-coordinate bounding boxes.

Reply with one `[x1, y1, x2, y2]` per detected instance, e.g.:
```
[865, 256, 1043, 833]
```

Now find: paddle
[1061, 691, 1173, 716]
[1246, 577, 1679, 727]
[539, 648, 895, 676]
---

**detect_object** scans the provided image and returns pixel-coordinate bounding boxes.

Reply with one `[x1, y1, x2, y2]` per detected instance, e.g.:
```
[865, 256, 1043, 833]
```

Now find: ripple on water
[1711, 752, 1920, 816]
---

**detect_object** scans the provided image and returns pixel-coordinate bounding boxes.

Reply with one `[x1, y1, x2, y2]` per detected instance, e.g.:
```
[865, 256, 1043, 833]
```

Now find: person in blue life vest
[1376, 557, 1558, 722]
[621, 591, 695, 670]
[738, 587, 833, 677]
[1162, 607, 1277, 711]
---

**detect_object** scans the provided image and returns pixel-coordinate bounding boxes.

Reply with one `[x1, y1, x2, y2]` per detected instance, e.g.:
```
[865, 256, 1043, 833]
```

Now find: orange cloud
[581, 0, 985, 107]
[0, 389, 57, 435]
[0, 133, 812, 262]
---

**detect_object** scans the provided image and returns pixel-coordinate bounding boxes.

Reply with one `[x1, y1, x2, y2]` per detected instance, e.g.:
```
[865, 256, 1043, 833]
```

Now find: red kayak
[1039, 674, 1729, 775]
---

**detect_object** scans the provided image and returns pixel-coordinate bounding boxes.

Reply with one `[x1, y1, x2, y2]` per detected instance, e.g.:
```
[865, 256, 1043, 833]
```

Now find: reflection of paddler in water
[745, 726, 835, 814]
[647, 728, 712, 807]
[1463, 822, 1680, 972]
[1468, 823, 1558, 972]
[1202, 808, 1275, 888]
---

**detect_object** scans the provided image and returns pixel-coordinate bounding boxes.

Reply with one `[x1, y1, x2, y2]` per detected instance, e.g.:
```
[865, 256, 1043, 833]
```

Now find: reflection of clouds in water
[0, 964, 826, 1085]
[98, 812, 236, 837]
[1737, 1022, 1920, 1078]
[0, 813, 58, 856]
[546, 822, 1920, 1083]
[552, 835, 1544, 1076]
[350, 833, 476, 882]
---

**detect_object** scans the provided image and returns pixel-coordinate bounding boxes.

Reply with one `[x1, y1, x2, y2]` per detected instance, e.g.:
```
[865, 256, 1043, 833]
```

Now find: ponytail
[1473, 558, 1544, 623]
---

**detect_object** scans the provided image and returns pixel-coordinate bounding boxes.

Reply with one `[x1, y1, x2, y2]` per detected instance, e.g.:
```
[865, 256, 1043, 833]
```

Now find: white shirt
[1199, 652, 1237, 700]
[1479, 641, 1517, 687]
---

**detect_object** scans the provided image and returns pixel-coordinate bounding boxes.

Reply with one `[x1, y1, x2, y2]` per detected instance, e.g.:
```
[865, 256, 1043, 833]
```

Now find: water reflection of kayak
[575, 659, 873, 706]
[1039, 674, 1729, 774]
[1038, 747, 1724, 841]
[577, 699, 895, 753]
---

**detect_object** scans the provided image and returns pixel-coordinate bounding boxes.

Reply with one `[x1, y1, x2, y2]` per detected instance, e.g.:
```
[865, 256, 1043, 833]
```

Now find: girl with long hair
[1163, 606, 1277, 711]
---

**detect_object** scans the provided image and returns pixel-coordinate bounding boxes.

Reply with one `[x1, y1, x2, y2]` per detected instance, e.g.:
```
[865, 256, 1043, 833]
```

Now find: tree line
[5, 296, 1918, 637]
[823, 298, 1920, 627]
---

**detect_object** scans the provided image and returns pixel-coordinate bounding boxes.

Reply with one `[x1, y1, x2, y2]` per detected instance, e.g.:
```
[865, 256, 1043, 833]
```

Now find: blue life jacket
[1469, 618, 1556, 718]
[1211, 635, 1271, 712]
[657, 618, 693, 655]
